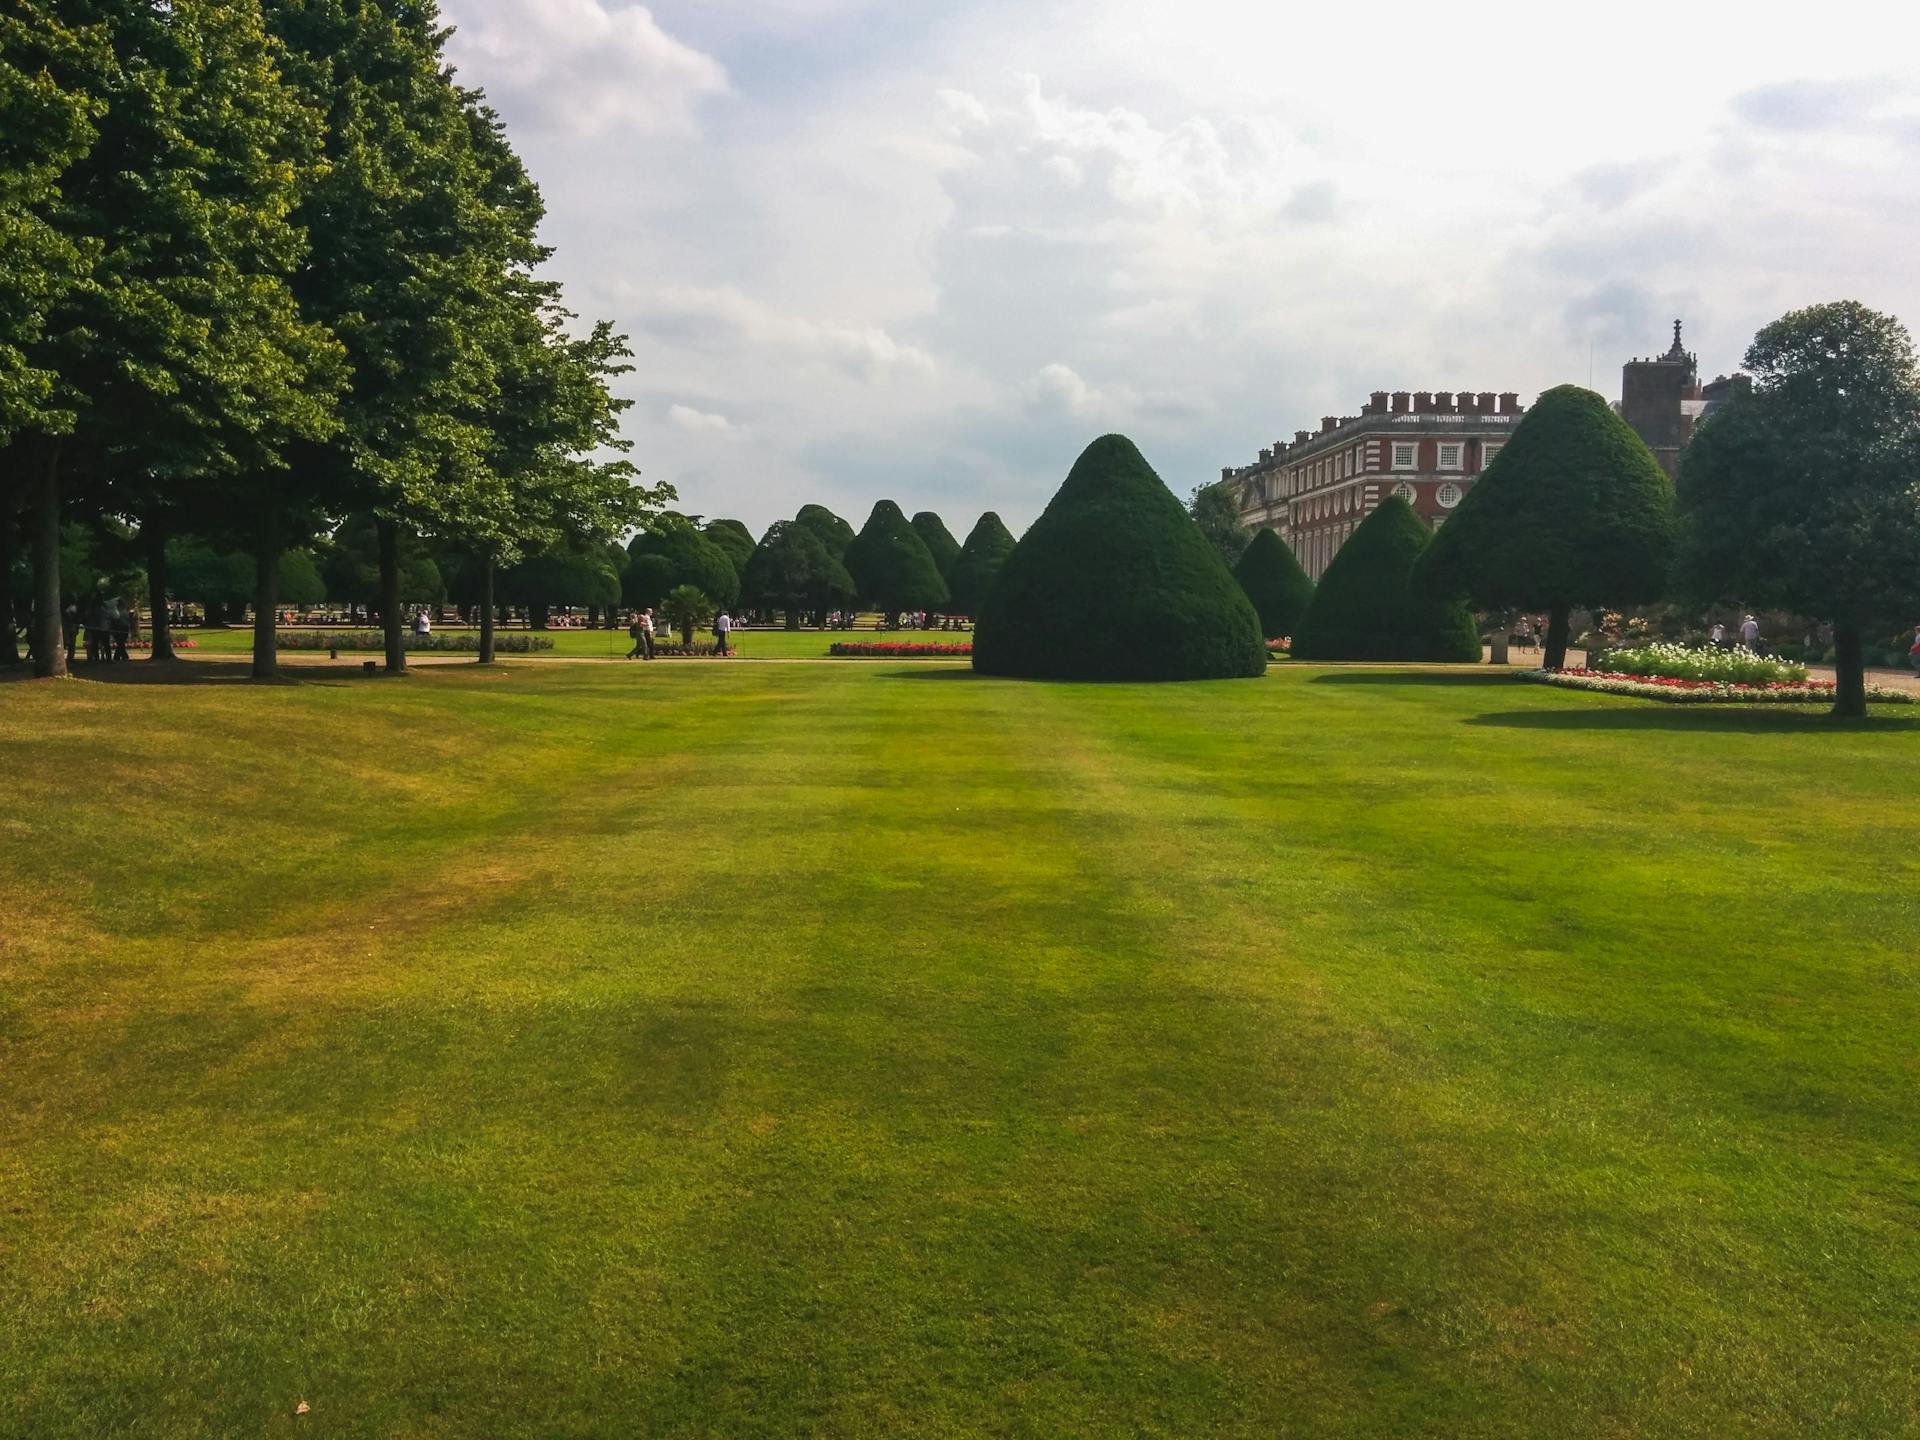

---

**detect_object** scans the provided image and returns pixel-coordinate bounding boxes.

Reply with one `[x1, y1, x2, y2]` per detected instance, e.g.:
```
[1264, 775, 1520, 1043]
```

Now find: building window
[1438, 442, 1463, 470]
[1392, 442, 1416, 469]
[1393, 481, 1415, 502]
[1437, 482, 1463, 508]
[1482, 442, 1502, 467]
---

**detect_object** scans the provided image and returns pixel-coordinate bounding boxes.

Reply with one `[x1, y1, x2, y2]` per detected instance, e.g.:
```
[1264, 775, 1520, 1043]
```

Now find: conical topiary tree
[973, 434, 1266, 680]
[739, 519, 854, 628]
[844, 499, 948, 624]
[1415, 383, 1675, 669]
[1233, 527, 1314, 640]
[946, 511, 1017, 618]
[1291, 495, 1480, 661]
[910, 511, 962, 576]
[794, 503, 855, 558]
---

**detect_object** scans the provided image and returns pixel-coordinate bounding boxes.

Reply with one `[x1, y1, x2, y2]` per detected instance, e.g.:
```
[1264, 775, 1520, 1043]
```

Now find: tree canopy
[739, 520, 854, 627]
[1415, 384, 1674, 668]
[703, 519, 756, 575]
[1293, 496, 1479, 662]
[974, 435, 1265, 680]
[910, 511, 961, 576]
[1233, 528, 1315, 640]
[1190, 482, 1252, 569]
[1676, 301, 1920, 715]
[844, 500, 948, 619]
[794, 504, 855, 558]
[945, 512, 1017, 618]
[624, 516, 738, 610]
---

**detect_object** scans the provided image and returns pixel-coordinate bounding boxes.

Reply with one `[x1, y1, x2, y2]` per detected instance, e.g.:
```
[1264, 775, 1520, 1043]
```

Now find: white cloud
[449, 0, 727, 136]
[667, 403, 739, 434]
[633, 285, 937, 380]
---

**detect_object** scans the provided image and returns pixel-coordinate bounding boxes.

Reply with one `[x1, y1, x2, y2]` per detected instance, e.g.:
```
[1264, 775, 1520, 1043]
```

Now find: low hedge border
[278, 631, 555, 653]
[1523, 668, 1915, 705]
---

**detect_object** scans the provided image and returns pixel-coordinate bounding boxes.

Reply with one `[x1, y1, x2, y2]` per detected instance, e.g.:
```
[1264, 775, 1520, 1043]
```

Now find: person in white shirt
[1710, 622, 1727, 647]
[714, 610, 732, 655]
[1739, 614, 1760, 648]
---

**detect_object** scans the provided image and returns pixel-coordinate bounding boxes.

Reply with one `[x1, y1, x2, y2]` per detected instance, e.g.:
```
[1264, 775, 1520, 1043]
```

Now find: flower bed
[1524, 668, 1914, 705]
[277, 631, 554, 653]
[647, 643, 734, 658]
[1588, 641, 1806, 685]
[127, 638, 198, 650]
[828, 642, 972, 657]
[1266, 638, 1290, 661]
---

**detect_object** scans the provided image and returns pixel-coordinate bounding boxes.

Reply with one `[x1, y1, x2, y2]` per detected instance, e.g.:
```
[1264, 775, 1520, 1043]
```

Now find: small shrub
[276, 631, 555, 653]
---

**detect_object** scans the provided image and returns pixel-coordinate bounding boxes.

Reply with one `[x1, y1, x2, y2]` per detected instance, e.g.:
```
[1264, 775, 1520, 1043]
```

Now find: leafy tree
[661, 583, 713, 646]
[501, 538, 620, 629]
[624, 516, 738, 610]
[739, 520, 855, 628]
[1676, 301, 1920, 716]
[844, 500, 948, 624]
[910, 511, 961, 576]
[8, 0, 340, 677]
[264, 0, 539, 676]
[320, 513, 441, 618]
[1293, 495, 1479, 661]
[1233, 528, 1314, 640]
[974, 435, 1265, 681]
[1416, 384, 1674, 670]
[794, 503, 855, 559]
[945, 512, 1017, 619]
[703, 518, 755, 575]
[1190, 481, 1251, 569]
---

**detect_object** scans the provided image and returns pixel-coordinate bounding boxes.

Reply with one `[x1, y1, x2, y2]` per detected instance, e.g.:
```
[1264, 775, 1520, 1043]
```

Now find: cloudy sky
[442, 0, 1920, 536]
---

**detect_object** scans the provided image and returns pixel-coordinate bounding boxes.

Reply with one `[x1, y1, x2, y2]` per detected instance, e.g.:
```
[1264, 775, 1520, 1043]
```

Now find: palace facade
[1218, 390, 1526, 580]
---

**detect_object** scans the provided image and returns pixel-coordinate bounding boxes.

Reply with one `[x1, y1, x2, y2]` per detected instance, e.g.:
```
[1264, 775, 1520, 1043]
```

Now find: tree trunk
[680, 618, 694, 646]
[1831, 621, 1867, 719]
[478, 556, 497, 665]
[785, 608, 800, 631]
[28, 437, 64, 679]
[145, 512, 174, 661]
[378, 517, 405, 674]
[251, 504, 281, 679]
[0, 477, 18, 666]
[1542, 602, 1572, 671]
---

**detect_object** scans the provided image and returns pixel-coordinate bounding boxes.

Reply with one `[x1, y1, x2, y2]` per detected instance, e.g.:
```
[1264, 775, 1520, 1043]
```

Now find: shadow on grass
[1308, 669, 1516, 687]
[53, 659, 358, 688]
[1467, 706, 1917, 733]
[888, 666, 982, 681]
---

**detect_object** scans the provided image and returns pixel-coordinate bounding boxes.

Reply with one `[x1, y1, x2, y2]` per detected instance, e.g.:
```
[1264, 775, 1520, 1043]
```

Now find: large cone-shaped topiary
[946, 511, 1017, 618]
[845, 499, 949, 617]
[1291, 495, 1480, 661]
[973, 434, 1266, 680]
[910, 511, 962, 576]
[1233, 528, 1315, 639]
[1414, 383, 1674, 669]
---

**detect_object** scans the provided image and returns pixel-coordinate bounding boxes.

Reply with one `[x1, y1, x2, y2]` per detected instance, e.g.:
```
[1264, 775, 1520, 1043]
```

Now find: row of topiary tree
[0, 0, 667, 680]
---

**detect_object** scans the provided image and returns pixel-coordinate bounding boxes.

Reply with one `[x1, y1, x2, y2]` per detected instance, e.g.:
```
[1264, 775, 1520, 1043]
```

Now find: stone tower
[1620, 320, 1703, 477]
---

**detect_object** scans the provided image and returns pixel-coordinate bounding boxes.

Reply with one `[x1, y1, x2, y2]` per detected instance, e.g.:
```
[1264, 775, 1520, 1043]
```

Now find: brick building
[1619, 320, 1749, 476]
[1218, 389, 1526, 580]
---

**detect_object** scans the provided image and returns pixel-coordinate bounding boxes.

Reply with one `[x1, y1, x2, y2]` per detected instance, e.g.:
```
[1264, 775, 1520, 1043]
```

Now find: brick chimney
[1413, 391, 1434, 414]
[1319, 415, 1339, 435]
[1498, 391, 1521, 415]
[1391, 391, 1411, 414]
[1258, 447, 1272, 463]
[1432, 391, 1456, 414]
[1476, 391, 1495, 414]
[1220, 466, 1234, 481]
[1366, 390, 1389, 415]
[1455, 391, 1478, 414]
[1294, 429, 1311, 444]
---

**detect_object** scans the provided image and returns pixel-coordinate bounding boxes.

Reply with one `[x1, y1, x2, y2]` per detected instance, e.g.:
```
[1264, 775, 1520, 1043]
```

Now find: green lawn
[3, 661, 1917, 1437]
[176, 623, 973, 659]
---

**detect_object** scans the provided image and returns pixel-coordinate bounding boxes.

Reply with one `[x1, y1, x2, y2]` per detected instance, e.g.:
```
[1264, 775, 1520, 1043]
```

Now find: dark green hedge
[910, 511, 962, 576]
[844, 500, 949, 614]
[1233, 527, 1314, 639]
[1292, 496, 1479, 661]
[973, 434, 1266, 681]
[946, 512, 1017, 617]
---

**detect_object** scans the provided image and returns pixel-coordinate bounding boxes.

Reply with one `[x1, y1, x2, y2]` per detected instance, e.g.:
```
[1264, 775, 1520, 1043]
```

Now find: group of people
[1707, 615, 1764, 649]
[60, 597, 135, 664]
[624, 608, 734, 659]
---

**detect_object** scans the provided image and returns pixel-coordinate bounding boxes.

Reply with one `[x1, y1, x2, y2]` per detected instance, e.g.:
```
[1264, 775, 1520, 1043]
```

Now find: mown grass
[2, 661, 1917, 1438]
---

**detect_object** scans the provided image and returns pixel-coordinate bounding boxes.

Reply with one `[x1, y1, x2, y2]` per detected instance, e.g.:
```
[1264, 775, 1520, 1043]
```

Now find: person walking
[88, 596, 113, 662]
[1709, 621, 1727, 647]
[109, 598, 131, 661]
[1739, 613, 1760, 649]
[713, 609, 732, 656]
[61, 601, 80, 666]
[639, 607, 655, 660]
[626, 612, 647, 659]
[1909, 624, 1920, 672]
